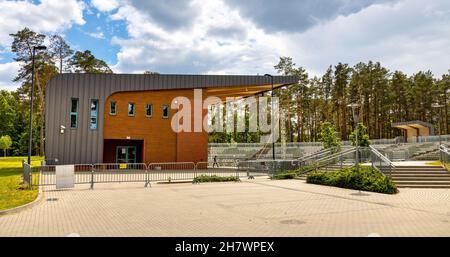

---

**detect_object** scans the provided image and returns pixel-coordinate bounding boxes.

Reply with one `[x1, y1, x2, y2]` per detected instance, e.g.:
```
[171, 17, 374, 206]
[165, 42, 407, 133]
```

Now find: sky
[0, 0, 449, 90]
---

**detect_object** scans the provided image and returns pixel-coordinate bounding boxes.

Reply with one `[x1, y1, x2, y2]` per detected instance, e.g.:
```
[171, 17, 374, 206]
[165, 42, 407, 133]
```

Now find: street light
[347, 103, 360, 167]
[264, 74, 275, 160]
[431, 102, 444, 161]
[27, 45, 47, 165]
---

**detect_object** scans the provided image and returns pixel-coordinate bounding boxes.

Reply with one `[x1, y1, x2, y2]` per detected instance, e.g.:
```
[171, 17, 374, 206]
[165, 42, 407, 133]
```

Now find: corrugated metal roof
[46, 73, 298, 93]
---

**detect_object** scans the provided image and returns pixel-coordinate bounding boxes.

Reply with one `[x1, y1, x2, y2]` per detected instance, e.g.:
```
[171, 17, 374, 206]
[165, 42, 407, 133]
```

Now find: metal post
[27, 48, 36, 165]
[265, 74, 275, 160]
[90, 165, 94, 189]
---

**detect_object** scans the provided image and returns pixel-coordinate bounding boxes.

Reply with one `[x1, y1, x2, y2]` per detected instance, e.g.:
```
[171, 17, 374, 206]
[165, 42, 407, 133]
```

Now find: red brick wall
[103, 89, 208, 163]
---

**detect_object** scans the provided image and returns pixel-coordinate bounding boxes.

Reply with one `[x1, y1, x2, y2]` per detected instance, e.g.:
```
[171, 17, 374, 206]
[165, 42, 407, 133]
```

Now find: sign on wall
[56, 165, 75, 189]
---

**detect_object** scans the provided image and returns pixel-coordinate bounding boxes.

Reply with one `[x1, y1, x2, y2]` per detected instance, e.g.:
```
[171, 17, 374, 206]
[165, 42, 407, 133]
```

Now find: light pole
[431, 102, 444, 161]
[264, 74, 275, 160]
[27, 45, 47, 165]
[347, 103, 360, 167]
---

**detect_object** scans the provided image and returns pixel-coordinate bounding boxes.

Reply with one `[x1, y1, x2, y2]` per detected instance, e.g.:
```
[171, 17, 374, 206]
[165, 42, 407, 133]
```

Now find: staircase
[391, 166, 450, 188]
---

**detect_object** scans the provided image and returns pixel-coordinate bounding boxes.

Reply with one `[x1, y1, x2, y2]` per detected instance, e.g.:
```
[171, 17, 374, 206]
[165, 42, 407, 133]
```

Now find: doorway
[116, 146, 137, 163]
[103, 139, 143, 163]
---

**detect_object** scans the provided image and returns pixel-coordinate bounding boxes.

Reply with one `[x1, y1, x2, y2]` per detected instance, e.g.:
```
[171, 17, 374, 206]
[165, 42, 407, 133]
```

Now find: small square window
[90, 99, 99, 130]
[70, 98, 78, 129]
[70, 114, 77, 128]
[90, 117, 98, 130]
[162, 105, 169, 119]
[110, 101, 117, 115]
[128, 103, 135, 116]
[146, 104, 153, 117]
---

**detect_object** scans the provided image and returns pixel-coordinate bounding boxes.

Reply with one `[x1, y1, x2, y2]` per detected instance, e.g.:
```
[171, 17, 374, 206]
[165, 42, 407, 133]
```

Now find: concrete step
[397, 184, 450, 188]
[394, 180, 450, 185]
[392, 176, 450, 181]
[392, 174, 450, 178]
[392, 171, 449, 175]
[394, 166, 444, 170]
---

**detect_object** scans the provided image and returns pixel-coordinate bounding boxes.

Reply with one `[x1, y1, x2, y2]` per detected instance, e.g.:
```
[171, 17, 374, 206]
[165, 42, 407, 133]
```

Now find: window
[90, 99, 99, 130]
[146, 104, 153, 117]
[128, 103, 135, 116]
[70, 98, 78, 128]
[162, 104, 169, 119]
[110, 101, 117, 115]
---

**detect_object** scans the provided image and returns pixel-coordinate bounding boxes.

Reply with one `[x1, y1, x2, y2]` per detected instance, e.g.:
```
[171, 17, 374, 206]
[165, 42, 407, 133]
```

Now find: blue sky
[0, 0, 449, 90]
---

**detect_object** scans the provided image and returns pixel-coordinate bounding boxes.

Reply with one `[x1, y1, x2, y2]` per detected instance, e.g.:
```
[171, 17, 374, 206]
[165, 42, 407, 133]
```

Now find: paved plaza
[1, 178, 450, 236]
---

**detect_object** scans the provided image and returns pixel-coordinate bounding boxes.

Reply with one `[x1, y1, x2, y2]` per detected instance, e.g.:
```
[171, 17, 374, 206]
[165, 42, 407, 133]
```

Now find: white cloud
[110, 0, 283, 74]
[0, 62, 20, 91]
[108, 0, 450, 77]
[0, 0, 85, 46]
[281, 0, 450, 76]
[91, 0, 119, 12]
[87, 31, 105, 39]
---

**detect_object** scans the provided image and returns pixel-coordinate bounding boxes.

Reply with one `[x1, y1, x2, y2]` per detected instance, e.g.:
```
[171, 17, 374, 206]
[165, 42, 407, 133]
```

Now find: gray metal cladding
[45, 73, 298, 164]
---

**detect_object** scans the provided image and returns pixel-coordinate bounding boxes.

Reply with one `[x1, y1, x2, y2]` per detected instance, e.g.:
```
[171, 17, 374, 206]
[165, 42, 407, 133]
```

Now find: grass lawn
[0, 156, 43, 211]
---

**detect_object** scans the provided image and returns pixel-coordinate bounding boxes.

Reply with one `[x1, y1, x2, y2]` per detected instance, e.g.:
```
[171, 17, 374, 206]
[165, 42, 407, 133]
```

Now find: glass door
[116, 146, 137, 163]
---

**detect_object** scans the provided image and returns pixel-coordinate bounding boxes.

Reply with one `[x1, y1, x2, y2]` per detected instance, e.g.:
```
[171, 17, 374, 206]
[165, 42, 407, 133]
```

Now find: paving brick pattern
[0, 179, 449, 236]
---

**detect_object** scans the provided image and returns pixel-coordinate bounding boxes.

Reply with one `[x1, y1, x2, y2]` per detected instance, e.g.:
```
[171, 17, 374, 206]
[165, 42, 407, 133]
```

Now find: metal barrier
[92, 163, 148, 187]
[22, 161, 32, 188]
[148, 162, 197, 182]
[25, 160, 277, 189]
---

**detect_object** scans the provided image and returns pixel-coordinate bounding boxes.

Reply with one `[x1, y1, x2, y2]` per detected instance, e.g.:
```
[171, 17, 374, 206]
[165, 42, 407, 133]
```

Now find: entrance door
[116, 146, 137, 163]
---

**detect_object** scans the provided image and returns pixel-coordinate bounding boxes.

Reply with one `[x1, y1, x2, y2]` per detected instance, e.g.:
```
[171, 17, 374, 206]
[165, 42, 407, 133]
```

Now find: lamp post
[264, 74, 275, 160]
[27, 45, 47, 165]
[347, 103, 360, 167]
[431, 102, 444, 161]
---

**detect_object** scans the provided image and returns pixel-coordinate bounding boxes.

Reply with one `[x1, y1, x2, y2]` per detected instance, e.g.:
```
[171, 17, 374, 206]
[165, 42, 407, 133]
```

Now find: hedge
[306, 166, 398, 194]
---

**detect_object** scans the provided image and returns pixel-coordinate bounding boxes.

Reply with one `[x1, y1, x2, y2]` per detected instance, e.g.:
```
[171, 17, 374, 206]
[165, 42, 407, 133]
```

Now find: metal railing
[368, 145, 395, 176]
[25, 161, 270, 189]
[439, 144, 450, 171]
[297, 147, 357, 174]
[297, 148, 336, 165]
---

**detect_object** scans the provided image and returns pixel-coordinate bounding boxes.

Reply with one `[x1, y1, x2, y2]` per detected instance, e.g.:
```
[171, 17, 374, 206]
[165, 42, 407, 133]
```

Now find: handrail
[369, 145, 395, 176]
[297, 148, 332, 162]
[298, 147, 357, 174]
[439, 144, 450, 171]
[369, 146, 395, 168]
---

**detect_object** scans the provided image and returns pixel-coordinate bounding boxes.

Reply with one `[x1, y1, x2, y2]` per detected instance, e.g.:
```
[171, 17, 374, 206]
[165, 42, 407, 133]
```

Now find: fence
[24, 161, 273, 189]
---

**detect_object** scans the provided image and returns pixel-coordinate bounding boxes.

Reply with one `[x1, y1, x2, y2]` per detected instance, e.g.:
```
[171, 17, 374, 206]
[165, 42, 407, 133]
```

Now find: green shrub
[273, 171, 297, 180]
[193, 175, 240, 183]
[306, 166, 398, 194]
[296, 164, 317, 175]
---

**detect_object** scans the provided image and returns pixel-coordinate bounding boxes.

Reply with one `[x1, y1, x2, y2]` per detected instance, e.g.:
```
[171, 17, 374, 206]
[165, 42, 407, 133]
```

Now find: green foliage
[0, 135, 12, 157]
[193, 175, 240, 183]
[318, 122, 342, 150]
[0, 156, 43, 211]
[306, 166, 398, 194]
[272, 171, 297, 180]
[69, 50, 113, 73]
[349, 123, 372, 146]
[295, 164, 318, 175]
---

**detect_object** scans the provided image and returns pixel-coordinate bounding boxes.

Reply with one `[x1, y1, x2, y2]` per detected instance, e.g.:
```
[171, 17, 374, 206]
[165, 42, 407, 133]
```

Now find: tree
[0, 135, 12, 157]
[69, 50, 113, 73]
[49, 35, 74, 73]
[349, 123, 371, 147]
[10, 28, 57, 156]
[318, 122, 341, 151]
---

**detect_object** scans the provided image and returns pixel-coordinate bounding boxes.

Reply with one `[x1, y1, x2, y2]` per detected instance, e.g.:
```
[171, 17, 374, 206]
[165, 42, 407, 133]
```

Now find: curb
[0, 186, 44, 217]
